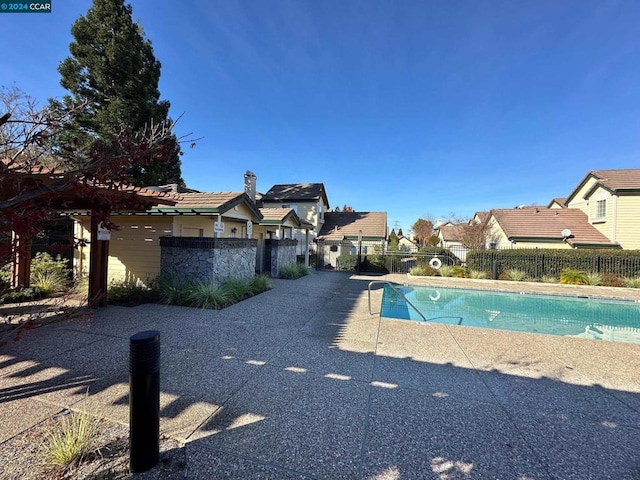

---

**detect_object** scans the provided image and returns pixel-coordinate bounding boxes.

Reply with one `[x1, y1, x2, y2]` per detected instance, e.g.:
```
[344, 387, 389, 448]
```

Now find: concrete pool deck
[1, 271, 640, 479]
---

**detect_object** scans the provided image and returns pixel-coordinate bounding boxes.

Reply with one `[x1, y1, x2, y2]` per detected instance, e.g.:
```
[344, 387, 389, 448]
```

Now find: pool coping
[383, 273, 640, 302]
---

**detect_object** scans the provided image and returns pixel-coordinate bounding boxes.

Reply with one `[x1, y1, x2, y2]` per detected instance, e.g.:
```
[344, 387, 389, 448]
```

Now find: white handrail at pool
[368, 280, 427, 322]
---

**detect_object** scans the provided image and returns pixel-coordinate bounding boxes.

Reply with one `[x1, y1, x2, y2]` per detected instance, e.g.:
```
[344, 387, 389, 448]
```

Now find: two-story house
[259, 182, 330, 254]
[562, 169, 640, 249]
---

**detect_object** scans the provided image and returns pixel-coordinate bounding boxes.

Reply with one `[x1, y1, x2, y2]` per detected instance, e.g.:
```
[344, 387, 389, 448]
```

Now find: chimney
[244, 170, 257, 202]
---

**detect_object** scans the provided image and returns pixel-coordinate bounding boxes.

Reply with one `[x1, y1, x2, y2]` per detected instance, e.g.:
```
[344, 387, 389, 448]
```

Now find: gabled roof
[490, 208, 619, 247]
[317, 212, 387, 240]
[398, 235, 418, 247]
[547, 197, 567, 208]
[438, 223, 466, 242]
[260, 183, 329, 207]
[473, 211, 490, 223]
[150, 192, 262, 219]
[566, 169, 640, 204]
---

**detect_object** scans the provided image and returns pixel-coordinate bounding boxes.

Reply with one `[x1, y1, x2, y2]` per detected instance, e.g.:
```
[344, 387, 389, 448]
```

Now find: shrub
[467, 248, 640, 280]
[469, 270, 488, 279]
[30, 252, 71, 281]
[503, 269, 528, 282]
[362, 254, 388, 273]
[0, 263, 11, 293]
[153, 274, 194, 305]
[279, 263, 309, 280]
[540, 275, 558, 284]
[452, 266, 469, 278]
[559, 268, 588, 285]
[602, 273, 625, 287]
[0, 287, 43, 305]
[187, 282, 231, 309]
[30, 252, 72, 296]
[438, 265, 454, 277]
[248, 274, 272, 294]
[585, 272, 603, 286]
[108, 281, 157, 306]
[41, 398, 99, 467]
[220, 278, 252, 303]
[409, 264, 437, 276]
[622, 277, 640, 288]
[336, 255, 357, 271]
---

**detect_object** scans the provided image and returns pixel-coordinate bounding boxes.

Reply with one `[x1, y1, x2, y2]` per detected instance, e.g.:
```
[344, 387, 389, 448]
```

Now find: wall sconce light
[231, 227, 237, 237]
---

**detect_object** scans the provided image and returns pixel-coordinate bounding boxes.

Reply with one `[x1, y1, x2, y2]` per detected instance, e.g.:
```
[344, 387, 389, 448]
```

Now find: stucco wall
[160, 237, 257, 284]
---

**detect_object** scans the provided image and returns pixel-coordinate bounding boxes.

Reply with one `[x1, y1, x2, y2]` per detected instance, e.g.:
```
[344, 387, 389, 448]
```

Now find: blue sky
[2, 0, 640, 232]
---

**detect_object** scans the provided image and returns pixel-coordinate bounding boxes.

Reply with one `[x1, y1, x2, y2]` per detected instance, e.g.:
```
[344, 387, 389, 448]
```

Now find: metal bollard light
[129, 330, 160, 473]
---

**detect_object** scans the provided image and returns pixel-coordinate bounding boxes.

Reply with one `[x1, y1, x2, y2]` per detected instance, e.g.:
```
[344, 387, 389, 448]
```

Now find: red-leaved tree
[0, 86, 182, 271]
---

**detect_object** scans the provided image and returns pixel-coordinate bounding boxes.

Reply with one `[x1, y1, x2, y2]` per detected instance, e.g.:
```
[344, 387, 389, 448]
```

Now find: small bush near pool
[279, 263, 309, 280]
[108, 281, 158, 306]
[108, 274, 272, 309]
[409, 264, 437, 276]
[559, 268, 588, 285]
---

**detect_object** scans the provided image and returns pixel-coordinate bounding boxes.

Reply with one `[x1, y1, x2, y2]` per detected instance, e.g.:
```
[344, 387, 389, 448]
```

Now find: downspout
[611, 195, 618, 243]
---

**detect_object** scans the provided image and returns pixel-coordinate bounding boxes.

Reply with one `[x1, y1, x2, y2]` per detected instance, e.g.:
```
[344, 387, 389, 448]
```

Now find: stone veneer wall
[265, 239, 298, 277]
[160, 237, 257, 284]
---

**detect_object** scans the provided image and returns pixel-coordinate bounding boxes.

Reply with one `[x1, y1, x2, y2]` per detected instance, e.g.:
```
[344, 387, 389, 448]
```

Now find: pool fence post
[129, 330, 160, 473]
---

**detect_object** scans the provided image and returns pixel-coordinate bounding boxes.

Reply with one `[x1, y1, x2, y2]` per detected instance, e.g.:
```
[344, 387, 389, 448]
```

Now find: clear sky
[2, 0, 640, 233]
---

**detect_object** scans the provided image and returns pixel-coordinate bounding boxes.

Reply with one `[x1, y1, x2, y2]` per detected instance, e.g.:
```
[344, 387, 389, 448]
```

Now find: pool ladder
[368, 281, 427, 322]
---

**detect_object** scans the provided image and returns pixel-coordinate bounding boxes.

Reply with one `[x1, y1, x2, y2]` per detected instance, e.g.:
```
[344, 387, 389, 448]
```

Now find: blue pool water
[380, 284, 640, 343]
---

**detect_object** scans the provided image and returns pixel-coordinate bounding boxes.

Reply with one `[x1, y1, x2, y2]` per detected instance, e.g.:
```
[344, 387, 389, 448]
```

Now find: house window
[282, 204, 298, 214]
[594, 199, 606, 221]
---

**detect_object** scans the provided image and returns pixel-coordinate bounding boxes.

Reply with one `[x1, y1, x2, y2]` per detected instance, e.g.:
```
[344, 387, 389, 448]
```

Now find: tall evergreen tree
[51, 0, 184, 187]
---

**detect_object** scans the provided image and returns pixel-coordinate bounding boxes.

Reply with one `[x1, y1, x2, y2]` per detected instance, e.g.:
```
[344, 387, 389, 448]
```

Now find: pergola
[3, 166, 179, 308]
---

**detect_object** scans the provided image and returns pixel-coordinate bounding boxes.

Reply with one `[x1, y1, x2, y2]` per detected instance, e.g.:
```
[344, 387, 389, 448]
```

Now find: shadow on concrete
[2, 272, 640, 479]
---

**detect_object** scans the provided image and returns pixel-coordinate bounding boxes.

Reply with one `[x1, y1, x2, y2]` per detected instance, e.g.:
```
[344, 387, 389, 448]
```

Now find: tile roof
[151, 192, 262, 219]
[258, 207, 302, 227]
[491, 208, 618, 247]
[548, 197, 567, 208]
[566, 169, 640, 204]
[171, 192, 245, 209]
[439, 224, 466, 242]
[261, 183, 328, 205]
[318, 212, 387, 240]
[590, 169, 640, 191]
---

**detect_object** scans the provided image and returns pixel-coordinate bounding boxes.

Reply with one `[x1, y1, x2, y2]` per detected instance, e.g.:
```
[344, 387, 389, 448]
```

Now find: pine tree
[51, 0, 184, 187]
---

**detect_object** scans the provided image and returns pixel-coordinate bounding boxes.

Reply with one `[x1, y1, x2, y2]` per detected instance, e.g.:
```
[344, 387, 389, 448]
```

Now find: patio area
[1, 271, 639, 479]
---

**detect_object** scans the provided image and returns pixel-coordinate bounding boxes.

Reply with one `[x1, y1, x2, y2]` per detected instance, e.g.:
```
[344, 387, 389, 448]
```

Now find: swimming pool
[380, 284, 640, 343]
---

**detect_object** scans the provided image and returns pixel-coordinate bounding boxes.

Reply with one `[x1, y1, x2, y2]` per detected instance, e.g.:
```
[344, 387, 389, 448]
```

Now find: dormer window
[593, 199, 606, 222]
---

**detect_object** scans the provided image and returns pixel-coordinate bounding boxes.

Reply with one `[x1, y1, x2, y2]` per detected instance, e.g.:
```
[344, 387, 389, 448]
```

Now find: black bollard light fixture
[492, 261, 498, 280]
[129, 330, 160, 473]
